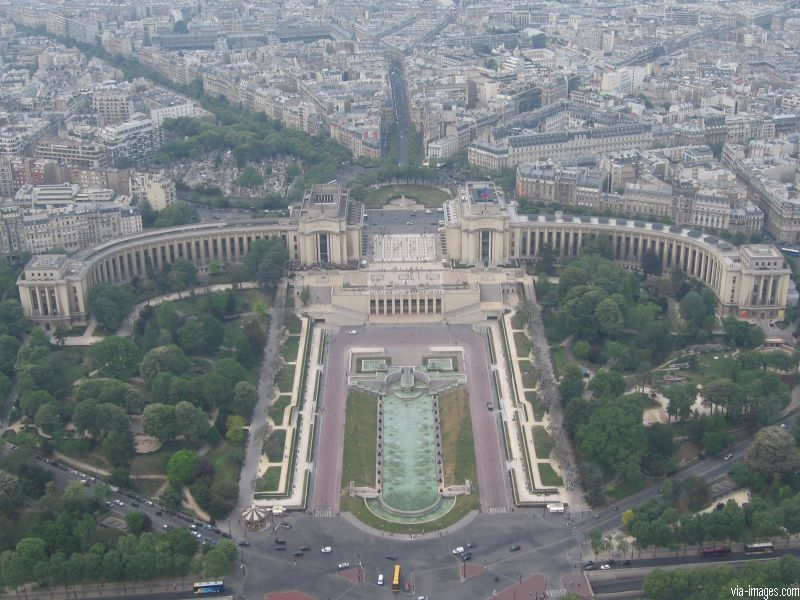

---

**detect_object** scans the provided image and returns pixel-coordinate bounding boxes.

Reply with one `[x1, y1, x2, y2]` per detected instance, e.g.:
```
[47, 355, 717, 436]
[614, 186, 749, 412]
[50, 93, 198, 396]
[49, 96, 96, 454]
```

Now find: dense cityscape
[1, 0, 800, 599]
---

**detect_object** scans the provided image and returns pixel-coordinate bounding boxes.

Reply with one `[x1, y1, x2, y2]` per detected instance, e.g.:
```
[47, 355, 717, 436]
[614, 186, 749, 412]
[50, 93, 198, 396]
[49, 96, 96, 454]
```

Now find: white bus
[546, 503, 565, 513]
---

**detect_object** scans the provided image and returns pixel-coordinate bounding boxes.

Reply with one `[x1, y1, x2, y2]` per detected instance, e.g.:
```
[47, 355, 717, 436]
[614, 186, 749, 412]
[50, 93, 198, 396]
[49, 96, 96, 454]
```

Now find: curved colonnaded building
[17, 182, 791, 327]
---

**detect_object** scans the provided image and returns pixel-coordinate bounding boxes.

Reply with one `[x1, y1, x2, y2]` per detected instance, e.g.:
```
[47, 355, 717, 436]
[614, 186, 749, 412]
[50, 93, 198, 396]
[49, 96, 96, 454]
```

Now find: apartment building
[36, 138, 110, 169]
[132, 172, 176, 211]
[97, 116, 162, 166]
[92, 91, 134, 126]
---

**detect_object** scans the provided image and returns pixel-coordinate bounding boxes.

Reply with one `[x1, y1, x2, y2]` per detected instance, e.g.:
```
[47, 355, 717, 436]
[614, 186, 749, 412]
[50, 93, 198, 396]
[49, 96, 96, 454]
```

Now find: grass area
[269, 395, 292, 426]
[542, 312, 569, 345]
[531, 426, 554, 459]
[284, 312, 302, 335]
[275, 364, 296, 393]
[439, 388, 477, 487]
[131, 478, 164, 497]
[255, 467, 282, 492]
[518, 360, 538, 388]
[67, 325, 87, 336]
[280, 335, 300, 362]
[606, 476, 647, 502]
[263, 430, 287, 462]
[524, 391, 547, 420]
[339, 493, 479, 535]
[340, 391, 378, 488]
[130, 442, 185, 476]
[363, 184, 449, 208]
[55, 438, 111, 471]
[514, 331, 533, 358]
[550, 346, 571, 379]
[511, 311, 529, 330]
[538, 463, 563, 487]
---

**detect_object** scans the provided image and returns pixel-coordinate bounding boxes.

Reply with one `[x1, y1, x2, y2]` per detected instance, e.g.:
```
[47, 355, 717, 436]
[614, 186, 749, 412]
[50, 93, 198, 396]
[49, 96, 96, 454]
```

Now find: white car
[114, 499, 124, 506]
[452, 546, 465, 555]
[338, 562, 350, 570]
[377, 574, 384, 586]
[600, 564, 611, 570]
[321, 546, 332, 553]
[724, 454, 733, 461]
[347, 330, 357, 335]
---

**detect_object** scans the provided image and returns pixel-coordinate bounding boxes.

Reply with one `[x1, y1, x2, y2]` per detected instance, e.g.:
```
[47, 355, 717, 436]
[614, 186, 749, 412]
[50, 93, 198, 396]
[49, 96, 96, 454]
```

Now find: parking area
[365, 209, 441, 235]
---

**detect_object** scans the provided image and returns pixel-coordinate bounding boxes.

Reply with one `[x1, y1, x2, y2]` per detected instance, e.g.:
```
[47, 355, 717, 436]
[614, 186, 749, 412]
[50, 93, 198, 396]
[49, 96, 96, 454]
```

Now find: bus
[546, 503, 565, 513]
[702, 544, 731, 557]
[781, 248, 800, 258]
[193, 581, 225, 595]
[744, 542, 774, 555]
[392, 564, 401, 592]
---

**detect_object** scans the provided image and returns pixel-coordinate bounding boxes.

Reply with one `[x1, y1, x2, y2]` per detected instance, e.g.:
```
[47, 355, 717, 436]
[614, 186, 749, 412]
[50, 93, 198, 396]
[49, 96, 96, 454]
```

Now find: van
[377, 574, 384, 586]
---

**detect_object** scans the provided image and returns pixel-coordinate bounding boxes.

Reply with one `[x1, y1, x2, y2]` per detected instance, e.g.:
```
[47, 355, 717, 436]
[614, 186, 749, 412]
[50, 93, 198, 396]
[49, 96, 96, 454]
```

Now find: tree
[174, 402, 209, 441]
[89, 284, 133, 332]
[124, 510, 152, 535]
[88, 336, 142, 380]
[746, 426, 800, 478]
[573, 340, 590, 359]
[153, 204, 198, 228]
[577, 399, 645, 473]
[19, 388, 54, 418]
[34, 403, 62, 436]
[595, 298, 624, 337]
[201, 317, 224, 354]
[142, 403, 178, 442]
[641, 248, 663, 279]
[0, 335, 20, 376]
[235, 165, 264, 188]
[588, 370, 626, 399]
[177, 320, 206, 355]
[680, 476, 711, 512]
[167, 450, 199, 484]
[664, 383, 695, 421]
[101, 430, 132, 466]
[232, 381, 258, 416]
[299, 285, 311, 306]
[225, 415, 246, 443]
[0, 470, 22, 514]
[201, 539, 237, 577]
[0, 300, 26, 337]
[679, 291, 711, 328]
[139, 345, 191, 384]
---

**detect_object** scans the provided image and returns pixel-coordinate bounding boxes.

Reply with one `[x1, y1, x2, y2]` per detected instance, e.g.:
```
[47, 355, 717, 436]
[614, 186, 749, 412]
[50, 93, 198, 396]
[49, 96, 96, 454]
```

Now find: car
[724, 453, 733, 461]
[582, 561, 594, 568]
[299, 546, 309, 552]
[509, 545, 521, 552]
[658, 488, 664, 494]
[607, 559, 616, 565]
[338, 562, 350, 570]
[194, 532, 203, 539]
[347, 330, 357, 335]
[105, 501, 114, 508]
[275, 538, 287, 545]
[146, 501, 154, 506]
[279, 522, 292, 529]
[461, 552, 472, 561]
[190, 524, 198, 530]
[600, 564, 611, 570]
[584, 564, 596, 571]
[781, 423, 787, 429]
[238, 541, 250, 547]
[274, 546, 286, 551]
[114, 499, 124, 506]
[155, 510, 162, 516]
[162, 524, 171, 530]
[486, 402, 494, 411]
[378, 574, 384, 586]
[452, 546, 465, 555]
[467, 543, 477, 548]
[622, 560, 631, 565]
[292, 551, 303, 557]
[321, 547, 332, 553]
[131, 501, 139, 507]
[406, 221, 413, 225]
[386, 555, 397, 560]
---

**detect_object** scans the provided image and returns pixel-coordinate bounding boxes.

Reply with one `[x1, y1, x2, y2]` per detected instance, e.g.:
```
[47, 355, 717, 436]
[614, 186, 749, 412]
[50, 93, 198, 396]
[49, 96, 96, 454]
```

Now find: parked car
[321, 547, 332, 553]
[377, 574, 384, 586]
[509, 544, 521, 552]
[238, 541, 250, 547]
[600, 564, 611, 570]
[275, 538, 287, 545]
[292, 551, 303, 557]
[338, 562, 350, 570]
[452, 546, 465, 555]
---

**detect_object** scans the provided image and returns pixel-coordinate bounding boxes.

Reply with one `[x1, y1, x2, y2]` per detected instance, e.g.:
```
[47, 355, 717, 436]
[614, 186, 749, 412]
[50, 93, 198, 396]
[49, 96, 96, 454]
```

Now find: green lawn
[275, 364, 296, 393]
[263, 430, 287, 462]
[130, 442, 187, 476]
[514, 332, 533, 358]
[538, 463, 563, 487]
[255, 467, 282, 492]
[280, 335, 300, 362]
[363, 184, 449, 208]
[340, 391, 378, 488]
[339, 493, 479, 535]
[284, 312, 302, 335]
[269, 395, 291, 426]
[550, 346, 571, 379]
[439, 388, 477, 487]
[511, 311, 529, 330]
[531, 425, 554, 459]
[518, 360, 538, 388]
[524, 391, 547, 420]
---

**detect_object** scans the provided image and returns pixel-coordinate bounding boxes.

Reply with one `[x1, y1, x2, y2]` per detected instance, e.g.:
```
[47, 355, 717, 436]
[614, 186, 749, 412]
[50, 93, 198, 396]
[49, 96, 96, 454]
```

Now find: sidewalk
[0, 577, 196, 600]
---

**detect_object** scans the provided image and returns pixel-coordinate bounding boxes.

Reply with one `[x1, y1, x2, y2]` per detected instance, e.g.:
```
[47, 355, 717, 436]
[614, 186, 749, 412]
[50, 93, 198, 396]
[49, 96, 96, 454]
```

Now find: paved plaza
[373, 233, 437, 262]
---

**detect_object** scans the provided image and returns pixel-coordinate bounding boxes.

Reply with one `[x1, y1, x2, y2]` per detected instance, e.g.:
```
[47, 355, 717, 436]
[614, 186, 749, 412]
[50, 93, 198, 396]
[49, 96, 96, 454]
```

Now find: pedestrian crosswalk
[312, 509, 335, 517]
[547, 587, 566, 598]
[571, 526, 585, 544]
[486, 506, 512, 514]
